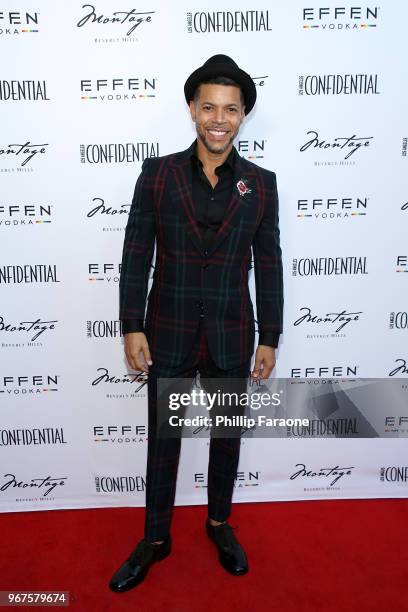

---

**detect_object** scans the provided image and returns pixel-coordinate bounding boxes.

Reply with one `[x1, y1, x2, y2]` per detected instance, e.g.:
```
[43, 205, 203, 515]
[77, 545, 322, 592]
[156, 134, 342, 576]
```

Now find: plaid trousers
[144, 314, 251, 542]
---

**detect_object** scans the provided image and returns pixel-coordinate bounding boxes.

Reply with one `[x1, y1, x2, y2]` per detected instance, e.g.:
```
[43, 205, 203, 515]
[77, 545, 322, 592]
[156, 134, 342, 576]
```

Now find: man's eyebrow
[201, 101, 239, 107]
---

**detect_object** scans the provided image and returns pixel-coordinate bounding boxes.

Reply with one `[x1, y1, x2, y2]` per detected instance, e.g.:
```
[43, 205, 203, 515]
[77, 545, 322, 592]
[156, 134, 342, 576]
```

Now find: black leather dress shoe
[109, 536, 171, 592]
[206, 519, 248, 575]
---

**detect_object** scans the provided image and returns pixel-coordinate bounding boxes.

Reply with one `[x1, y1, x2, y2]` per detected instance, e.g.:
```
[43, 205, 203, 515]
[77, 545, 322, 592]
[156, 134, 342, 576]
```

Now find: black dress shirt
[122, 145, 279, 348]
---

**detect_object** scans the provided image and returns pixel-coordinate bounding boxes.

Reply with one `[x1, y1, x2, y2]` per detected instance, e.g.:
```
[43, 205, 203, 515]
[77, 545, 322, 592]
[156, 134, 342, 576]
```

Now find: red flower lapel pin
[236, 178, 252, 197]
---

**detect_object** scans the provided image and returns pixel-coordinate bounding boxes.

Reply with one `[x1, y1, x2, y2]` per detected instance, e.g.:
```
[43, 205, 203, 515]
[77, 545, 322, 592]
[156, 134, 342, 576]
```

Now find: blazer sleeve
[252, 171, 284, 346]
[119, 158, 156, 323]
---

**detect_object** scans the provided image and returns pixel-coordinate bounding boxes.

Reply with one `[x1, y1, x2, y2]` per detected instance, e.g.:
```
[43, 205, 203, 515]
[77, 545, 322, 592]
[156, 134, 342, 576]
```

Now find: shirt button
[204, 250, 208, 256]
[210, 197, 215, 201]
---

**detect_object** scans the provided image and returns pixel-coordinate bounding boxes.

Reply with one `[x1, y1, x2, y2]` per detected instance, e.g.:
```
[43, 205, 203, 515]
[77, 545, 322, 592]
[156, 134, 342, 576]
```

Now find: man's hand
[251, 345, 276, 379]
[124, 332, 153, 373]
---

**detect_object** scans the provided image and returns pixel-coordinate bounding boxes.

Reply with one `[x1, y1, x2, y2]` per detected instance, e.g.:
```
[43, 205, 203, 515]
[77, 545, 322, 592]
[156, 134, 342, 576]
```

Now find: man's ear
[189, 100, 196, 121]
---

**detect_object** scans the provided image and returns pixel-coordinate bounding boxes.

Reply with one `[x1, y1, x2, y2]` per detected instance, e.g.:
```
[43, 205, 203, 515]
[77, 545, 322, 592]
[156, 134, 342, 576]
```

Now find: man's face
[189, 83, 245, 155]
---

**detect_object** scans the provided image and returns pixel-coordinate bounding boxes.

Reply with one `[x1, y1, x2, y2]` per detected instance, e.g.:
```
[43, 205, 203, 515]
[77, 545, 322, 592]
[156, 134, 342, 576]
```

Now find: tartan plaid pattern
[119, 140, 284, 371]
[144, 317, 251, 542]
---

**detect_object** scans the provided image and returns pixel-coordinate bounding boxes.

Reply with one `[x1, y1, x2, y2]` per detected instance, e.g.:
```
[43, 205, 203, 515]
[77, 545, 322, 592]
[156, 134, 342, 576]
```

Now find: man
[109, 55, 283, 592]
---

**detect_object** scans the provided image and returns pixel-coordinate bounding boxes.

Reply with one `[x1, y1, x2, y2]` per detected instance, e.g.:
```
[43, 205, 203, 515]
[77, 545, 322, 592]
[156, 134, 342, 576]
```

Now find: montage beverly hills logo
[1, 314, 58, 349]
[76, 4, 155, 43]
[252, 74, 269, 90]
[0, 140, 49, 171]
[299, 130, 374, 166]
[289, 462, 356, 491]
[293, 305, 363, 340]
[86, 195, 130, 234]
[388, 358, 408, 377]
[90, 366, 148, 399]
[0, 472, 68, 502]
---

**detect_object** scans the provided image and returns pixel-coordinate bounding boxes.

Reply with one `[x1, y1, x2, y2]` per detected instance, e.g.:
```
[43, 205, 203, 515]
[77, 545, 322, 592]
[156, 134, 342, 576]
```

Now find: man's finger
[142, 343, 153, 366]
[134, 352, 148, 372]
[259, 364, 272, 379]
[251, 356, 263, 378]
[126, 349, 147, 373]
[258, 356, 276, 379]
[126, 352, 137, 372]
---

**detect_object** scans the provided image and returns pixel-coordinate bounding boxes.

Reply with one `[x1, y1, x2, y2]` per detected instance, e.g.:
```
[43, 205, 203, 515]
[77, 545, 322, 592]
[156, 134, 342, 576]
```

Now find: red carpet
[1, 499, 407, 612]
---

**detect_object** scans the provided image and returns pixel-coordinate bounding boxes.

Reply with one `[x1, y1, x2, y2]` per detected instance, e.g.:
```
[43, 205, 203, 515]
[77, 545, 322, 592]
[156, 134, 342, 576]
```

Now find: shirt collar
[190, 140, 236, 172]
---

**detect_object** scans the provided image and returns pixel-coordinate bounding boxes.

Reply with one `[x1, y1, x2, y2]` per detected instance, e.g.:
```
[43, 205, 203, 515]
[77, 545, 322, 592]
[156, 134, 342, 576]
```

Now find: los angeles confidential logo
[187, 10, 271, 33]
[298, 73, 380, 96]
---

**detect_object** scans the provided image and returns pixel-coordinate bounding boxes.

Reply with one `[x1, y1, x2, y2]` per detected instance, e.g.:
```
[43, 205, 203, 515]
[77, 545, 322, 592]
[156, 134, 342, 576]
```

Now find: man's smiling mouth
[207, 129, 229, 138]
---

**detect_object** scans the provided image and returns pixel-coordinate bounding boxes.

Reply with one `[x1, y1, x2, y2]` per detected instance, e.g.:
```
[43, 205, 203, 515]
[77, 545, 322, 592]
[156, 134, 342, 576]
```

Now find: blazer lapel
[169, 141, 204, 255]
[169, 141, 256, 257]
[205, 151, 254, 257]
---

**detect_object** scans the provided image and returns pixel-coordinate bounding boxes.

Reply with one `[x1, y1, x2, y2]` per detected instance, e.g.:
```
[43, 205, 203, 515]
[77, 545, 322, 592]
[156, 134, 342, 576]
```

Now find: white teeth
[209, 130, 227, 135]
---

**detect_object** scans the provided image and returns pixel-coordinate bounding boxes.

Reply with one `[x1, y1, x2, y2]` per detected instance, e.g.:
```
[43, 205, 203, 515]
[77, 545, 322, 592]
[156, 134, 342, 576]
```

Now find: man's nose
[214, 108, 225, 123]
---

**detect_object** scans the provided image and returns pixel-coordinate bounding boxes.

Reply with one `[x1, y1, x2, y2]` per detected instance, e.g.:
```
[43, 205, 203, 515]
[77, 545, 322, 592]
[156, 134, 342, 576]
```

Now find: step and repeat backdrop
[1, 1, 408, 513]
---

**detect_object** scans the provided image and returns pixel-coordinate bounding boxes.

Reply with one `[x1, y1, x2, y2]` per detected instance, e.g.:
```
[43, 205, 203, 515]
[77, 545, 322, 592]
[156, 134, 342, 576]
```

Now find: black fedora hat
[184, 54, 257, 114]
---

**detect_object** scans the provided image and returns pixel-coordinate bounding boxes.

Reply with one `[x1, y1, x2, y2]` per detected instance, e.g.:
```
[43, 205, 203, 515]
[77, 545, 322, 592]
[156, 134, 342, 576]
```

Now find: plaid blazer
[119, 140, 283, 371]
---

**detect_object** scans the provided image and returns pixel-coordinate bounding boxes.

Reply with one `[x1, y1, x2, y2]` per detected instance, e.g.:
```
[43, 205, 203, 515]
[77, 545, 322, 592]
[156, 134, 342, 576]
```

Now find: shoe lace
[128, 538, 155, 566]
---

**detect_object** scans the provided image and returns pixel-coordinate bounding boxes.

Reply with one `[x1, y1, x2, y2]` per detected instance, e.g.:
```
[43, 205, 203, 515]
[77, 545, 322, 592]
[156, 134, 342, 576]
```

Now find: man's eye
[228, 108, 237, 112]
[203, 105, 212, 110]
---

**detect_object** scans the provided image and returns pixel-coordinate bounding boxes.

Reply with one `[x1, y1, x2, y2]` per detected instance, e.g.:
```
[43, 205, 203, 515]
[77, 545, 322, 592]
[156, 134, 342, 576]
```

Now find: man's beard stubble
[196, 121, 239, 155]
